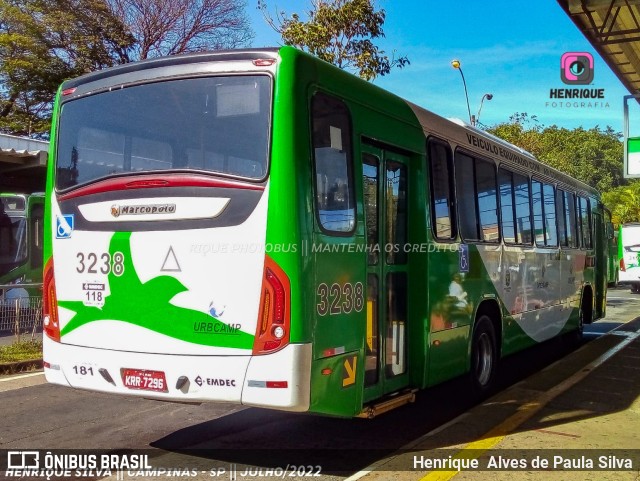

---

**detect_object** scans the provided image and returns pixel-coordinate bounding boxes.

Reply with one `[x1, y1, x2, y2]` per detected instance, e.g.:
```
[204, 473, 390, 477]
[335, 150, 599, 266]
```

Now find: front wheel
[470, 315, 498, 396]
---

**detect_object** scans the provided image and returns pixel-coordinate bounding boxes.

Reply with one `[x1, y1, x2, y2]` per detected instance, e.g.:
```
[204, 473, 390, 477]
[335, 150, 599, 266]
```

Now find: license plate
[121, 368, 168, 393]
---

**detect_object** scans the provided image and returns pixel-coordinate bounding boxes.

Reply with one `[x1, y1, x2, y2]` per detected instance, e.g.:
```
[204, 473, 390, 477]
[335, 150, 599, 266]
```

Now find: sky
[247, 0, 635, 133]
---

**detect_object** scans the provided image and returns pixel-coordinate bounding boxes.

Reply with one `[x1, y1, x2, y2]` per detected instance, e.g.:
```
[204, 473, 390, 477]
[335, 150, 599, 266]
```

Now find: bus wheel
[632, 284, 639, 294]
[470, 315, 497, 396]
[566, 292, 589, 348]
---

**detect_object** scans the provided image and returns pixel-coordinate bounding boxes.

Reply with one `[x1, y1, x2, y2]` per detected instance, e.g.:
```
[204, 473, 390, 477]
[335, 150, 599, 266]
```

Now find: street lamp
[476, 93, 493, 127]
[451, 59, 472, 126]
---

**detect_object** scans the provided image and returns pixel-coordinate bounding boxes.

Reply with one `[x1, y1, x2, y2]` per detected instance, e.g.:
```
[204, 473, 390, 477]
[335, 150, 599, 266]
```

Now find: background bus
[0, 193, 44, 332]
[0, 193, 44, 290]
[43, 47, 607, 418]
[618, 223, 640, 292]
[604, 209, 618, 286]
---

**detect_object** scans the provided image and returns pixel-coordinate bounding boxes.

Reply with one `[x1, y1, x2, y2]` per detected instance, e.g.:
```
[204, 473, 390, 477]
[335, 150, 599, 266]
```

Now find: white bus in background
[618, 223, 640, 292]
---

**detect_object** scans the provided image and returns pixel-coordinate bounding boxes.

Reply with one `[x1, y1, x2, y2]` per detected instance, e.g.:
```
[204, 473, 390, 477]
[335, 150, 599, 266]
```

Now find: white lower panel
[44, 336, 311, 410]
[242, 343, 312, 412]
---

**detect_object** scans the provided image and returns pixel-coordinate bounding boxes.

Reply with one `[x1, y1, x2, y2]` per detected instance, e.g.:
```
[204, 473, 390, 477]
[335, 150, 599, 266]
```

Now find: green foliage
[487, 112, 640, 223]
[487, 113, 624, 193]
[0, 339, 42, 363]
[602, 182, 640, 225]
[0, 0, 134, 137]
[0, 0, 253, 138]
[259, 0, 409, 81]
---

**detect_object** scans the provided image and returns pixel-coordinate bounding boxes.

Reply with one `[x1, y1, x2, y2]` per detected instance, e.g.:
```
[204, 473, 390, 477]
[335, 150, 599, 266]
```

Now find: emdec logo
[561, 52, 594, 85]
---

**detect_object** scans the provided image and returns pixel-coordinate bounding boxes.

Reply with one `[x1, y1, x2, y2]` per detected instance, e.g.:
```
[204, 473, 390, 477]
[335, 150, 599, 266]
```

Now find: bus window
[386, 161, 407, 264]
[311, 93, 355, 234]
[427, 139, 456, 240]
[386, 272, 407, 377]
[564, 191, 578, 248]
[579, 196, 592, 248]
[498, 168, 516, 244]
[532, 180, 558, 247]
[514, 173, 532, 244]
[543, 183, 558, 247]
[475, 159, 499, 242]
[455, 152, 478, 241]
[363, 154, 379, 265]
[455, 153, 498, 243]
[532, 180, 544, 246]
[56, 75, 271, 189]
[556, 189, 568, 246]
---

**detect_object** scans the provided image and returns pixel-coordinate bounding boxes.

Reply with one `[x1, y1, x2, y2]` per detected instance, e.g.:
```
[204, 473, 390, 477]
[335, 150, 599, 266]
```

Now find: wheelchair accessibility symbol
[459, 244, 469, 273]
[56, 214, 74, 239]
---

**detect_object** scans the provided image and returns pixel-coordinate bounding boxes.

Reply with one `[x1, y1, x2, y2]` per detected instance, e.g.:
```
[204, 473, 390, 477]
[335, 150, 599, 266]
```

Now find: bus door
[592, 208, 606, 319]
[27, 196, 44, 279]
[361, 143, 410, 403]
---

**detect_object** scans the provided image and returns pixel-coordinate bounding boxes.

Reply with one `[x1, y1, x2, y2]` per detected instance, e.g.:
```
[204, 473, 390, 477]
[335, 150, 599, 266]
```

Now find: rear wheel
[470, 315, 498, 396]
[631, 283, 640, 294]
[565, 292, 588, 348]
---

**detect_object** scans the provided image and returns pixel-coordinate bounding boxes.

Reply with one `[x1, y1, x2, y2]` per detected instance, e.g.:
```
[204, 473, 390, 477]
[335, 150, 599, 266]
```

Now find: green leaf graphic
[59, 232, 254, 349]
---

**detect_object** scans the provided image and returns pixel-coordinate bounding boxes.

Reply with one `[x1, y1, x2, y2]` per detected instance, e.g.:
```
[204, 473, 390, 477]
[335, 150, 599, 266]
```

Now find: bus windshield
[0, 216, 27, 276]
[56, 75, 272, 190]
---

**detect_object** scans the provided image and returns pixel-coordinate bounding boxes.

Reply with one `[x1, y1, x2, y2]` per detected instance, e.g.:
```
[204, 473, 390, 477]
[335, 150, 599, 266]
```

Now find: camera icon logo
[561, 52, 594, 85]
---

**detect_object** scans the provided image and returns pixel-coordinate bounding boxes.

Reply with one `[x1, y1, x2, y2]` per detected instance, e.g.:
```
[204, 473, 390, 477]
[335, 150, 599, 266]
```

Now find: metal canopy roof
[0, 133, 48, 193]
[558, 0, 640, 96]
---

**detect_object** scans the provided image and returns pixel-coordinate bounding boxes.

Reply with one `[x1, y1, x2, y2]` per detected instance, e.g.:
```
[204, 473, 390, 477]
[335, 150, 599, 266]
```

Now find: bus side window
[543, 183, 558, 247]
[498, 168, 516, 244]
[532, 180, 544, 246]
[475, 159, 499, 242]
[578, 196, 592, 248]
[564, 191, 578, 248]
[427, 138, 456, 240]
[311, 93, 355, 234]
[455, 152, 498, 243]
[557, 189, 568, 247]
[455, 152, 478, 241]
[514, 172, 532, 244]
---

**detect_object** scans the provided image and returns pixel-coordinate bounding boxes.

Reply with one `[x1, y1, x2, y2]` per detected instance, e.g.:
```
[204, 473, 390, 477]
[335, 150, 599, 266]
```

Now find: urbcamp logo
[546, 52, 609, 110]
[561, 52, 594, 85]
[110, 203, 176, 217]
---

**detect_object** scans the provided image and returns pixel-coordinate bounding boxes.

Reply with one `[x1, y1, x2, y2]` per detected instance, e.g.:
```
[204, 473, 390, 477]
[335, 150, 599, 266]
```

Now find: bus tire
[565, 300, 586, 348]
[470, 315, 498, 396]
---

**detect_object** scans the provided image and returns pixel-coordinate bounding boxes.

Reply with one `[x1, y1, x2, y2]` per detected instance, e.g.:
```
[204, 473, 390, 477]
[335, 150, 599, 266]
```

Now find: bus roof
[60, 48, 279, 91]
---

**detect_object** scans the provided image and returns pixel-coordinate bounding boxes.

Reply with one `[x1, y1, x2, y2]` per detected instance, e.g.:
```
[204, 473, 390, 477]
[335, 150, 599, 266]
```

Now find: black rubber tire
[470, 315, 498, 396]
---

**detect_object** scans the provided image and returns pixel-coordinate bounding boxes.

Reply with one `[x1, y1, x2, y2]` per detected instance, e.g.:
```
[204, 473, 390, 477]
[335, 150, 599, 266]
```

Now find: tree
[602, 183, 640, 225]
[0, 0, 135, 137]
[0, 0, 254, 137]
[258, 0, 409, 81]
[488, 113, 625, 194]
[108, 0, 253, 61]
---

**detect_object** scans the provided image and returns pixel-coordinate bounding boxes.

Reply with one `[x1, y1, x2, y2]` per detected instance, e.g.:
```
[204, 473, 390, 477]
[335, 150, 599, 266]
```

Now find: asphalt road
[1, 286, 639, 480]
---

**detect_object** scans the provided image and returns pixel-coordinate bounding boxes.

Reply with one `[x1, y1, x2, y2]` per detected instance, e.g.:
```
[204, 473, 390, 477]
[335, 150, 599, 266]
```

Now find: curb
[0, 358, 43, 375]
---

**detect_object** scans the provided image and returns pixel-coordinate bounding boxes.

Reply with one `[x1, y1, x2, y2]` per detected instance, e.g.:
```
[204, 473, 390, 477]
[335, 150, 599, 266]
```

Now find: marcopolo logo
[110, 203, 176, 217]
[561, 52, 594, 85]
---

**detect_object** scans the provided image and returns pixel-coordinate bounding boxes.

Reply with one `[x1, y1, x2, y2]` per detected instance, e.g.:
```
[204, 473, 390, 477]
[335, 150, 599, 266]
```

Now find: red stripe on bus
[58, 174, 265, 200]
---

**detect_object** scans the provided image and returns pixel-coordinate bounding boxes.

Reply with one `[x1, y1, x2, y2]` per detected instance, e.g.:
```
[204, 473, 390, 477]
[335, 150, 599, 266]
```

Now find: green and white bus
[0, 193, 44, 293]
[43, 47, 607, 418]
[618, 223, 640, 292]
